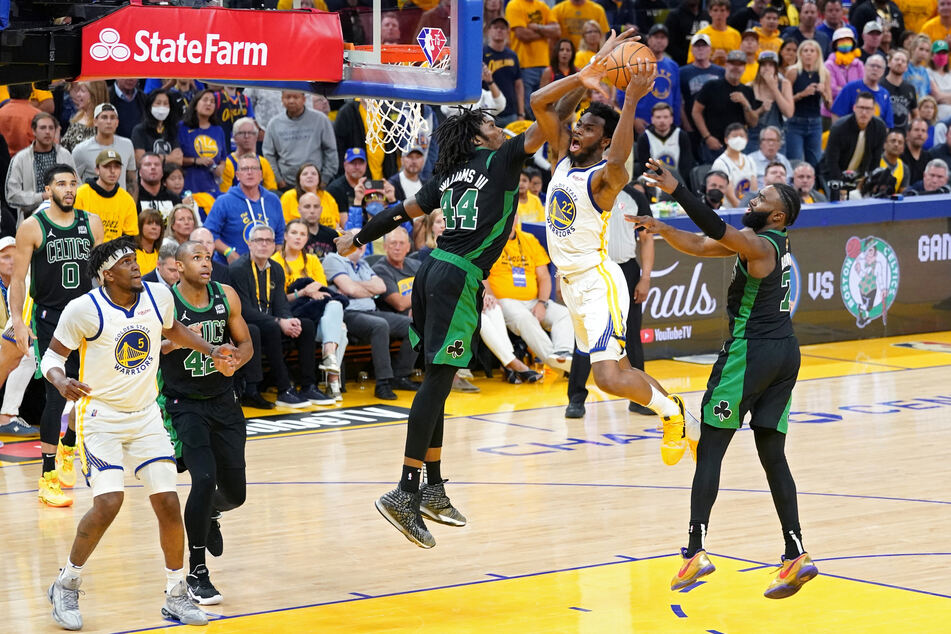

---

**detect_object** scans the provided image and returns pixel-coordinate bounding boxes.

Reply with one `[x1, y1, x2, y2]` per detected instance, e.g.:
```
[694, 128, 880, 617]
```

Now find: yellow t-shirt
[506, 0, 556, 69]
[136, 249, 158, 276]
[487, 230, 550, 301]
[754, 27, 782, 54]
[741, 61, 759, 85]
[219, 153, 279, 194]
[688, 25, 742, 65]
[899, 0, 937, 33]
[271, 251, 329, 289]
[75, 184, 139, 241]
[575, 49, 596, 68]
[0, 85, 54, 105]
[550, 0, 609, 51]
[517, 192, 546, 224]
[921, 17, 951, 43]
[280, 189, 341, 228]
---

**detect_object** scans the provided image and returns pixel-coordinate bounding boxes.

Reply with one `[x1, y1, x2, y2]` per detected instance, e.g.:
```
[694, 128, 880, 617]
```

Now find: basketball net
[361, 46, 451, 155]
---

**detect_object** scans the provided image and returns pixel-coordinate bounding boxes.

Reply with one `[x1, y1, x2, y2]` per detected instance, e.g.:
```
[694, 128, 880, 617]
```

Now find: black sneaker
[565, 402, 586, 418]
[375, 487, 435, 548]
[374, 381, 398, 400]
[241, 391, 275, 410]
[628, 402, 655, 416]
[186, 564, 222, 605]
[506, 368, 542, 384]
[299, 384, 335, 406]
[391, 376, 420, 391]
[207, 511, 223, 557]
[419, 480, 467, 526]
[276, 389, 308, 408]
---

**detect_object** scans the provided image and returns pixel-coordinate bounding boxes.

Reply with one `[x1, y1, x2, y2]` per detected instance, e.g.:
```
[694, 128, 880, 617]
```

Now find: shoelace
[61, 586, 84, 610]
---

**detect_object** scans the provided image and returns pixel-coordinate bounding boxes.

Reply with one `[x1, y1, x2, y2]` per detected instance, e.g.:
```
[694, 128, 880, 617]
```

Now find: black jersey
[415, 135, 530, 275]
[726, 229, 795, 340]
[160, 282, 233, 400]
[30, 209, 95, 310]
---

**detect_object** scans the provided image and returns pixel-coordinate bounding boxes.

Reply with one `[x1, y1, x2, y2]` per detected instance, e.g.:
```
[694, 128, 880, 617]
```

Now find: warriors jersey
[53, 282, 175, 412]
[725, 229, 795, 339]
[545, 156, 610, 276]
[30, 209, 95, 310]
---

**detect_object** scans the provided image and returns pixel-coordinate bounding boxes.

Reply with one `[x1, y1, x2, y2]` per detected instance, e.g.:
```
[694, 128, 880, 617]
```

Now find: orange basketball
[603, 42, 656, 90]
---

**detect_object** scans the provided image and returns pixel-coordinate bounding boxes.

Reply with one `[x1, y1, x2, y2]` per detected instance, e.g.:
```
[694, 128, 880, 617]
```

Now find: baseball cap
[489, 16, 508, 28]
[934, 39, 950, 53]
[862, 21, 883, 35]
[648, 24, 669, 36]
[758, 50, 779, 63]
[726, 50, 747, 64]
[742, 28, 759, 39]
[402, 145, 424, 156]
[0, 237, 15, 252]
[93, 102, 116, 119]
[344, 147, 367, 163]
[691, 33, 711, 47]
[832, 27, 855, 42]
[95, 149, 122, 166]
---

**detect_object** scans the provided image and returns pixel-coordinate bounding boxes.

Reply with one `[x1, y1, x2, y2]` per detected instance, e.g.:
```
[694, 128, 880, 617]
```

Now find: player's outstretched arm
[40, 337, 90, 401]
[223, 285, 255, 371]
[335, 198, 425, 256]
[626, 215, 735, 258]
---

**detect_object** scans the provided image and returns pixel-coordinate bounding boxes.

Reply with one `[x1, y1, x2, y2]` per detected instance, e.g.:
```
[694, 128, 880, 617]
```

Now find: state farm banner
[79, 5, 343, 83]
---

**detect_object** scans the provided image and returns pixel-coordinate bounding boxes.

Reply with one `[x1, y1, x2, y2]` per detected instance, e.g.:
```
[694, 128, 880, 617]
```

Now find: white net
[363, 49, 451, 155]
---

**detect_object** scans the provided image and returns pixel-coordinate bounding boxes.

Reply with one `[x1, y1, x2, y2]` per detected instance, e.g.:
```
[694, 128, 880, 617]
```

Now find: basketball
[603, 42, 656, 91]
[846, 236, 862, 258]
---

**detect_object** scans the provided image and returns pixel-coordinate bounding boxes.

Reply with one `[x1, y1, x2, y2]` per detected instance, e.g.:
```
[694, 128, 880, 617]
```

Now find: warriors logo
[546, 188, 576, 237]
[115, 327, 150, 373]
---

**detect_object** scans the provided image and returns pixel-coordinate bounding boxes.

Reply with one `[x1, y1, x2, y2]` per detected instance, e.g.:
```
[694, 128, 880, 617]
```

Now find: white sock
[647, 385, 680, 418]
[61, 558, 84, 582]
[685, 409, 701, 442]
[165, 567, 185, 595]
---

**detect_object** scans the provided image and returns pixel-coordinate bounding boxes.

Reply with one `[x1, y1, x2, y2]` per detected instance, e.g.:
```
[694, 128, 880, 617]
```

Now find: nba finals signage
[79, 4, 344, 82]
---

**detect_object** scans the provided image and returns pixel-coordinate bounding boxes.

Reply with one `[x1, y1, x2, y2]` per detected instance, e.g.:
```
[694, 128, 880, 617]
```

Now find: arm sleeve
[669, 183, 727, 240]
[492, 134, 530, 173]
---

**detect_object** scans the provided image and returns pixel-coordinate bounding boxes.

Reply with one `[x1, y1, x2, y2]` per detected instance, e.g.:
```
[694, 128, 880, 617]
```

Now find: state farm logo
[88, 28, 268, 67]
[89, 28, 131, 62]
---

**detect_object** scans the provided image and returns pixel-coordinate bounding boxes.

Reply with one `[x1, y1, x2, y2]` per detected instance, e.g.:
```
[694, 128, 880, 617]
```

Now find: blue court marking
[349, 592, 372, 598]
[671, 604, 688, 618]
[708, 630, 727, 633]
[466, 415, 555, 432]
[569, 606, 592, 612]
[614, 554, 640, 561]
[680, 581, 706, 592]
[485, 573, 509, 579]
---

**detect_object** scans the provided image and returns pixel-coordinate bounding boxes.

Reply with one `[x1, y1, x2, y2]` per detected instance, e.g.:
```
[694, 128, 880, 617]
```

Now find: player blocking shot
[530, 34, 694, 465]
[636, 159, 817, 599]
[159, 241, 254, 605]
[43, 237, 237, 630]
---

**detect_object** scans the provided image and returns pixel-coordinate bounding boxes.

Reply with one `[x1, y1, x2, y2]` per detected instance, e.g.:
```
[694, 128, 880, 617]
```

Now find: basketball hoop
[354, 44, 451, 155]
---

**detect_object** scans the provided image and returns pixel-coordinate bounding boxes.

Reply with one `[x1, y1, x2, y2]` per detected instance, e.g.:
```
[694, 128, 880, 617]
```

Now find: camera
[826, 170, 860, 202]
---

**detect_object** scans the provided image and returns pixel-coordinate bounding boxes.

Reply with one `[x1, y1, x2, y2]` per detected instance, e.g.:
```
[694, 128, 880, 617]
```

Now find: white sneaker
[48, 574, 83, 631]
[162, 580, 209, 625]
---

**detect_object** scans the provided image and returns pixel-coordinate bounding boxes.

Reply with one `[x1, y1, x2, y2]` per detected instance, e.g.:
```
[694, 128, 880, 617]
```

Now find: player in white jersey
[531, 37, 695, 465]
[41, 237, 237, 631]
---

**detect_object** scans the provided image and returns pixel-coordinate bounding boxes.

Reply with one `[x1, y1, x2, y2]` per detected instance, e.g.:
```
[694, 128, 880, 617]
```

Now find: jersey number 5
[440, 188, 479, 231]
[183, 350, 217, 377]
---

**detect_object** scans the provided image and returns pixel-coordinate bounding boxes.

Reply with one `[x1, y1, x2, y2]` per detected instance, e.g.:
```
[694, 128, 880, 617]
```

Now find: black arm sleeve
[353, 202, 411, 247]
[670, 183, 727, 240]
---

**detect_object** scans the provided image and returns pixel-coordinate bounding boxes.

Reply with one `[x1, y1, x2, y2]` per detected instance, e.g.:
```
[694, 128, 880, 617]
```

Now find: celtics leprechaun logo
[840, 236, 900, 328]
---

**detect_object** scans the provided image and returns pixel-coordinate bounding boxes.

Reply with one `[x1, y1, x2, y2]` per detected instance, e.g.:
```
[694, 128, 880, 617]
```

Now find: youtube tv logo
[640, 329, 655, 344]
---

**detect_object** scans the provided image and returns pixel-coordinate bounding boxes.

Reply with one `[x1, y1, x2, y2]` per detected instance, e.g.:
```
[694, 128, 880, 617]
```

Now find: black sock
[245, 382, 258, 395]
[399, 464, 422, 494]
[42, 453, 56, 474]
[425, 460, 442, 485]
[189, 545, 206, 572]
[783, 527, 804, 560]
[686, 521, 706, 557]
[62, 428, 76, 447]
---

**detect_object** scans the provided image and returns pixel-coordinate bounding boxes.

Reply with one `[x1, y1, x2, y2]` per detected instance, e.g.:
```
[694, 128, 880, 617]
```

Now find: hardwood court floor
[3, 332, 951, 632]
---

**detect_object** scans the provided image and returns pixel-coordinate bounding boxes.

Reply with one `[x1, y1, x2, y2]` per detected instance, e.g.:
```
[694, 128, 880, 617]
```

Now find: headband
[97, 247, 135, 282]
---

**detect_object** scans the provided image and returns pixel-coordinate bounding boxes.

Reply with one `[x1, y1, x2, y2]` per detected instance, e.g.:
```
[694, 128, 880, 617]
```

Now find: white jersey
[545, 157, 610, 276]
[53, 282, 175, 413]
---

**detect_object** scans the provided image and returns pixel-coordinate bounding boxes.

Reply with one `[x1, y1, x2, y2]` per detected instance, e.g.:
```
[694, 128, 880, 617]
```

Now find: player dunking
[43, 237, 236, 629]
[159, 240, 253, 605]
[8, 164, 104, 506]
[637, 160, 817, 599]
[530, 45, 692, 465]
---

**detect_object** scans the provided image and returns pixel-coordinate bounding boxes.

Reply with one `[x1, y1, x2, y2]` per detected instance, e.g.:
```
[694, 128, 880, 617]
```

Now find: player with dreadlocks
[336, 30, 639, 548]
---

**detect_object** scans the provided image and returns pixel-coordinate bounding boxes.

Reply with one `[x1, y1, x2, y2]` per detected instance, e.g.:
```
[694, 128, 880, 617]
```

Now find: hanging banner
[79, 5, 344, 83]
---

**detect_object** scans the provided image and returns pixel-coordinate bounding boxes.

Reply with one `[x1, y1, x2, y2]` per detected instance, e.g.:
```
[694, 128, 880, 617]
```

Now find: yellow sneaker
[684, 408, 701, 462]
[671, 548, 716, 590]
[56, 442, 77, 489]
[38, 472, 73, 508]
[661, 395, 688, 465]
[764, 553, 818, 599]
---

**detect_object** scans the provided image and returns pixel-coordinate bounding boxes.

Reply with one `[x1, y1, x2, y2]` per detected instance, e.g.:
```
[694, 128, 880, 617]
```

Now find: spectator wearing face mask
[711, 123, 758, 207]
[131, 89, 183, 167]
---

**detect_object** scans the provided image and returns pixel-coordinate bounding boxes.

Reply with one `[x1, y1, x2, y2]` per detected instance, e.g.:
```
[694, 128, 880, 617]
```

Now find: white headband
[97, 247, 135, 282]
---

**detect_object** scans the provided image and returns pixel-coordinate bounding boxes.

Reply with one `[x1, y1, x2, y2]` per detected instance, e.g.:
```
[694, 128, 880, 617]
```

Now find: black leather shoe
[241, 391, 275, 410]
[628, 402, 655, 416]
[375, 381, 398, 400]
[565, 402, 586, 418]
[391, 376, 421, 391]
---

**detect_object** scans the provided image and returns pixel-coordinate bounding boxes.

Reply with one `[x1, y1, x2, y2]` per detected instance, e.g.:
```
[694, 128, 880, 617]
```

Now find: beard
[52, 192, 73, 212]
[742, 209, 772, 231]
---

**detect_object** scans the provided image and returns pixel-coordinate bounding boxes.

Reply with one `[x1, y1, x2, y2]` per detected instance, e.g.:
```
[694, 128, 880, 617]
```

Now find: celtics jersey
[160, 282, 233, 400]
[31, 209, 95, 310]
[415, 135, 529, 275]
[726, 229, 795, 339]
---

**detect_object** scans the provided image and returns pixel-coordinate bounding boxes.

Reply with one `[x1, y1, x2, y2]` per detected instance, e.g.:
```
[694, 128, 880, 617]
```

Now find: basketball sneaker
[206, 511, 223, 557]
[162, 580, 209, 625]
[38, 472, 72, 507]
[419, 480, 467, 526]
[56, 442, 77, 488]
[764, 553, 818, 599]
[661, 395, 688, 465]
[671, 548, 716, 590]
[375, 487, 435, 549]
[187, 564, 222, 605]
[48, 573, 83, 630]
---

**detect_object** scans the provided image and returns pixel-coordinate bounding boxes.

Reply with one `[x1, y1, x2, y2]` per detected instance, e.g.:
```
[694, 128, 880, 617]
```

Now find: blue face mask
[365, 201, 385, 217]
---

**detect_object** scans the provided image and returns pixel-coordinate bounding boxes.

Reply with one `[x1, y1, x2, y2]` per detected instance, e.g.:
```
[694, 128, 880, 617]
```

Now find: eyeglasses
[238, 166, 263, 172]
[234, 131, 257, 137]
[250, 237, 274, 244]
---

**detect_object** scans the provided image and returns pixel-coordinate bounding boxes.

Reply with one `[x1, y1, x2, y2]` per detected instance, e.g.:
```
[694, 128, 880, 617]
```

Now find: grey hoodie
[262, 107, 338, 187]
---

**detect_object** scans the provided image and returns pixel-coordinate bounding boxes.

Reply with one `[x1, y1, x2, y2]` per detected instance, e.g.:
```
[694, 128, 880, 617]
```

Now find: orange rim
[352, 44, 451, 64]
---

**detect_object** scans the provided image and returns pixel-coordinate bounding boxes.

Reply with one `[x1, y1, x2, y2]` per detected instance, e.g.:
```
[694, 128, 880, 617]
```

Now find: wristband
[293, 290, 300, 300]
[224, 247, 235, 257]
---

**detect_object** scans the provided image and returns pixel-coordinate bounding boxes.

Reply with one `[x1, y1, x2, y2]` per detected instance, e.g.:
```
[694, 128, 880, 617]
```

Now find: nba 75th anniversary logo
[840, 236, 900, 328]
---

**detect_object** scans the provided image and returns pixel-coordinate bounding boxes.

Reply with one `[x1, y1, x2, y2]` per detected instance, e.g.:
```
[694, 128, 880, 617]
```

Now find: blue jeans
[316, 300, 347, 367]
[521, 66, 544, 120]
[784, 116, 822, 167]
